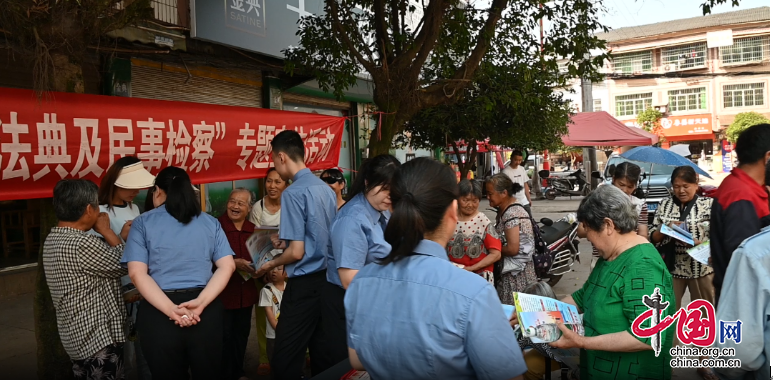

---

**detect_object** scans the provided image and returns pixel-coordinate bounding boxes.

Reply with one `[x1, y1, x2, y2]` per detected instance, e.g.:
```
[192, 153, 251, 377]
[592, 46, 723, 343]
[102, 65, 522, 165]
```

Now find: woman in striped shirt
[584, 162, 649, 259]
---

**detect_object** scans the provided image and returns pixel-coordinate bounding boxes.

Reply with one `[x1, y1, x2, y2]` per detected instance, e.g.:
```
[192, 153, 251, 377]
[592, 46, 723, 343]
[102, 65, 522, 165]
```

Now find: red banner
[0, 88, 346, 201]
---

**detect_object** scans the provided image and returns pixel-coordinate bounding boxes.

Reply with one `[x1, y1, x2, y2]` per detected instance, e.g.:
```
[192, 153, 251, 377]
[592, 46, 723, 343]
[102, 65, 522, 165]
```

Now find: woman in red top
[217, 188, 259, 380]
[446, 179, 502, 284]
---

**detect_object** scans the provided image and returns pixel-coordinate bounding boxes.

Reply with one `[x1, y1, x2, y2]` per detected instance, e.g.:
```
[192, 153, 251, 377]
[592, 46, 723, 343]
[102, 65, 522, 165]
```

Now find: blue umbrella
[621, 146, 712, 179]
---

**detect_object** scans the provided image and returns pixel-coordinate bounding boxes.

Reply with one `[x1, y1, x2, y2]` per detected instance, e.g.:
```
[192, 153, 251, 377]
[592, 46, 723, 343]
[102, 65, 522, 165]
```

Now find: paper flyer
[660, 224, 695, 246]
[239, 226, 280, 281]
[512, 292, 584, 343]
[687, 241, 710, 265]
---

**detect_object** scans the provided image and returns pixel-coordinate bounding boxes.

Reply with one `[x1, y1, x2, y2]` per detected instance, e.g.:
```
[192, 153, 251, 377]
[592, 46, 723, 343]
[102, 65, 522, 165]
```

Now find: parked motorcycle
[540, 169, 598, 200]
[538, 213, 581, 286]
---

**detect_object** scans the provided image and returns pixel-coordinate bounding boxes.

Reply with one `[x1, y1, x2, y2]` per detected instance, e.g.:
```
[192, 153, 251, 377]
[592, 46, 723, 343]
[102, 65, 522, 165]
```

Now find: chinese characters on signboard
[0, 88, 345, 201]
[623, 114, 713, 137]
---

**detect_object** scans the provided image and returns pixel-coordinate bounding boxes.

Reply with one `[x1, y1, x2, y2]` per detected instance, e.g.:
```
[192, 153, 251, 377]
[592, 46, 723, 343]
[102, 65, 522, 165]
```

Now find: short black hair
[736, 123, 770, 165]
[458, 179, 483, 199]
[53, 179, 99, 222]
[511, 150, 524, 160]
[347, 154, 400, 201]
[671, 166, 698, 185]
[271, 130, 305, 163]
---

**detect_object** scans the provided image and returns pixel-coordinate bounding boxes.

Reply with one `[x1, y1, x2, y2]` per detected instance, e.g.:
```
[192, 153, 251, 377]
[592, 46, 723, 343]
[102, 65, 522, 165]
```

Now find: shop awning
[562, 112, 655, 147]
[628, 127, 659, 145]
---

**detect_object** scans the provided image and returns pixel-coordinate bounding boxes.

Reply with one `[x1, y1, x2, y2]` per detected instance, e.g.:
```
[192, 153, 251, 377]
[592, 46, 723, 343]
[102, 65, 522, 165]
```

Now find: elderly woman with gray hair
[485, 173, 537, 304]
[549, 185, 676, 380]
[217, 188, 259, 380]
[446, 179, 502, 284]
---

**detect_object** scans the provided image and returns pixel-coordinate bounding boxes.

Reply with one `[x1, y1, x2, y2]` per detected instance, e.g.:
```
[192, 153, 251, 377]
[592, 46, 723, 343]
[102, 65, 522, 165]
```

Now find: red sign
[622, 114, 713, 138]
[0, 88, 345, 201]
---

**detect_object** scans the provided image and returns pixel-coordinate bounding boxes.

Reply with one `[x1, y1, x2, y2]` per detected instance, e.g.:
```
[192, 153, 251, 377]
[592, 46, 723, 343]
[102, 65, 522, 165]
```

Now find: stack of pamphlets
[512, 292, 584, 344]
[239, 226, 280, 281]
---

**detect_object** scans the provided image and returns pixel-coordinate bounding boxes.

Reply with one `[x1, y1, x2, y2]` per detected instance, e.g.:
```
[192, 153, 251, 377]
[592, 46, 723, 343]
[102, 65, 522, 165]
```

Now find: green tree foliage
[284, 0, 608, 156]
[636, 107, 663, 133]
[726, 112, 770, 143]
[405, 61, 572, 174]
[0, 0, 153, 92]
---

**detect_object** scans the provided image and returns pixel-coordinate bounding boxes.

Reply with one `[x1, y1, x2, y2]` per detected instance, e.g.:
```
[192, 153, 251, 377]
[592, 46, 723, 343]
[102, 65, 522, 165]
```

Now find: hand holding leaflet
[687, 241, 710, 265]
[660, 224, 694, 246]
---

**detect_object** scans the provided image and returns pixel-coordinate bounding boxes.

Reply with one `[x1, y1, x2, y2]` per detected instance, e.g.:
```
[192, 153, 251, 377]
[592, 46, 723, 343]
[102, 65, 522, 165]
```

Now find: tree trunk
[34, 52, 84, 380]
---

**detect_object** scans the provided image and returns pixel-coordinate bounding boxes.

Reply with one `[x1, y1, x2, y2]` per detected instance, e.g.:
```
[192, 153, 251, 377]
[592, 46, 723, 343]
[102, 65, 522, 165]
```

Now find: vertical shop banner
[0, 88, 345, 201]
[721, 140, 734, 173]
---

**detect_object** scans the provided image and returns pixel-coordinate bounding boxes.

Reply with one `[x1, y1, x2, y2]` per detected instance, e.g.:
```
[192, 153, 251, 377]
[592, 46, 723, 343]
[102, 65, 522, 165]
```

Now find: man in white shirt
[501, 150, 532, 216]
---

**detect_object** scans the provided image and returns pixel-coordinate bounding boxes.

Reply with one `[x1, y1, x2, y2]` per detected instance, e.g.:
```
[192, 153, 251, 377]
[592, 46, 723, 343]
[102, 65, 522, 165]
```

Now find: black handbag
[657, 196, 697, 272]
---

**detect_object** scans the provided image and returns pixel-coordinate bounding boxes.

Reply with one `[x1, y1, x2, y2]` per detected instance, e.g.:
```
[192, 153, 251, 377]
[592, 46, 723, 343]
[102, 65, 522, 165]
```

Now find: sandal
[697, 367, 720, 380]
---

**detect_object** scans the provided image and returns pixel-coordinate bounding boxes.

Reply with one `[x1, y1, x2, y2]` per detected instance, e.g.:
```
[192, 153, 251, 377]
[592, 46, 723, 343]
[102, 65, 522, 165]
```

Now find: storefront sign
[622, 114, 713, 138]
[0, 88, 345, 201]
[191, 0, 325, 58]
[721, 140, 734, 173]
[658, 114, 713, 137]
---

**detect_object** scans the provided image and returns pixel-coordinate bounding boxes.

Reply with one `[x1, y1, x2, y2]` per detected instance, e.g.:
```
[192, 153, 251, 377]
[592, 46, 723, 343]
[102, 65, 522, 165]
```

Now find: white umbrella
[668, 144, 692, 157]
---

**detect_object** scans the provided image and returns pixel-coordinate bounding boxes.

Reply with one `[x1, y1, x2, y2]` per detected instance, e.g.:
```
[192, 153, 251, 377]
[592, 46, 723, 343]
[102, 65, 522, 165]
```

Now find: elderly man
[43, 179, 127, 379]
[217, 188, 259, 380]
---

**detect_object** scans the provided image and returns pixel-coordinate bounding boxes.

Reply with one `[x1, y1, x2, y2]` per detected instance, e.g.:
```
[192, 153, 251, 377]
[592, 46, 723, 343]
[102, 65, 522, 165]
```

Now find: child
[260, 265, 286, 364]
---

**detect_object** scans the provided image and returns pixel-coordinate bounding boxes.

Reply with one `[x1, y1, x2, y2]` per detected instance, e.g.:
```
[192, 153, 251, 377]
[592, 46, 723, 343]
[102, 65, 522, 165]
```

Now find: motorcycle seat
[540, 221, 573, 246]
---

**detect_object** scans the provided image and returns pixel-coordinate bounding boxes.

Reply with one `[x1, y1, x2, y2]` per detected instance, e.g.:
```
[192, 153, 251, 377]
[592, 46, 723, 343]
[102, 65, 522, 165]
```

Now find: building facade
[597, 6, 770, 172]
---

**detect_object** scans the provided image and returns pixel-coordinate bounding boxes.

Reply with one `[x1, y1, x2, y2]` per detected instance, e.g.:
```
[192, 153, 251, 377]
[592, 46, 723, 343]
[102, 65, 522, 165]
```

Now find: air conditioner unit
[663, 64, 671, 72]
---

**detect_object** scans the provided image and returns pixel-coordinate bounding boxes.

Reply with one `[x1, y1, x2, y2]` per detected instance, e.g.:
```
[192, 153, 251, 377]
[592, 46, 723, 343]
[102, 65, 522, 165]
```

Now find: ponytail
[154, 166, 201, 224]
[380, 158, 458, 265]
[511, 182, 523, 195]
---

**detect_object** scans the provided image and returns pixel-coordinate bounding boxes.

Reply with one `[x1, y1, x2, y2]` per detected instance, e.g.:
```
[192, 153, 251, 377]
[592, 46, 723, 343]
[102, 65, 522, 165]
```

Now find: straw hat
[114, 162, 156, 189]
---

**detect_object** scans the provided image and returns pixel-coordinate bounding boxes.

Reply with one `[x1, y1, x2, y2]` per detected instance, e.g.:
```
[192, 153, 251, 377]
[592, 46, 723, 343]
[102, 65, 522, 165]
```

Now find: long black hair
[99, 156, 141, 210]
[154, 166, 200, 224]
[380, 158, 459, 264]
[346, 154, 400, 202]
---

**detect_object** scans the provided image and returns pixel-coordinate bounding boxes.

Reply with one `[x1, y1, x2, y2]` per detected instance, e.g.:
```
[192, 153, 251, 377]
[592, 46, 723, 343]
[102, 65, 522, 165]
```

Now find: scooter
[540, 169, 598, 200]
[537, 213, 581, 286]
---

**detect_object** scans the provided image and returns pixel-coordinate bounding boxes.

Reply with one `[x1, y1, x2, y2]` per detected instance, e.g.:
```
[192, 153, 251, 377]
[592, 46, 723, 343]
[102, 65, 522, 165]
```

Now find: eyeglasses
[321, 176, 343, 184]
[227, 199, 250, 208]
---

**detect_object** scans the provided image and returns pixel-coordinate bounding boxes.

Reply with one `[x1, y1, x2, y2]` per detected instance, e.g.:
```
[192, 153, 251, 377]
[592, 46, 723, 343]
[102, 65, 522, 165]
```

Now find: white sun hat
[114, 162, 156, 189]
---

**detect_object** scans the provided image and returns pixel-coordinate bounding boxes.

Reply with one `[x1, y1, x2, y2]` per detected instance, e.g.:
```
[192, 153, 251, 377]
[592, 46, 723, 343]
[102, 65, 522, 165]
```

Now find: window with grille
[723, 83, 765, 108]
[720, 36, 771, 65]
[615, 93, 653, 117]
[612, 51, 653, 74]
[662, 43, 707, 70]
[593, 99, 602, 112]
[405, 153, 416, 162]
[667, 88, 708, 112]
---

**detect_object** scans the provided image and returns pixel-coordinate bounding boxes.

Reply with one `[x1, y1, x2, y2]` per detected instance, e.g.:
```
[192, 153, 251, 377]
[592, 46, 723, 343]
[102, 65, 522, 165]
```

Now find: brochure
[687, 241, 710, 265]
[239, 226, 280, 281]
[512, 292, 584, 343]
[659, 224, 694, 246]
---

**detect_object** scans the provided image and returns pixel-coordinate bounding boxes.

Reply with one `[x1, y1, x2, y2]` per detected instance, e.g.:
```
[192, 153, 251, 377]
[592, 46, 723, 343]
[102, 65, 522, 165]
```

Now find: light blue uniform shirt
[121, 205, 234, 291]
[715, 226, 770, 380]
[344, 240, 527, 380]
[279, 168, 337, 278]
[326, 193, 391, 288]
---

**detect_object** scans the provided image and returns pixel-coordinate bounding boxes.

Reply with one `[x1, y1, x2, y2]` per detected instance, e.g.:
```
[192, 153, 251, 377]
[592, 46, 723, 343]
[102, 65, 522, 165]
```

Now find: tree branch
[391, 1, 401, 54]
[417, 0, 507, 108]
[394, 0, 447, 71]
[326, 0, 378, 73]
[374, 0, 392, 64]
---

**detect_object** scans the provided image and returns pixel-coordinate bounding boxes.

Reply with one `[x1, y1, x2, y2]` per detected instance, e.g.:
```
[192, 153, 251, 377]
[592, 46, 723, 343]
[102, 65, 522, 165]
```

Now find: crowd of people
[41, 123, 769, 380]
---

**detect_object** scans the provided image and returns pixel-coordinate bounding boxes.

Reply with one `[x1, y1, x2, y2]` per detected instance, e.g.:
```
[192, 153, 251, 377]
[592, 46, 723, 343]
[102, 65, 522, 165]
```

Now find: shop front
[622, 113, 716, 172]
[0, 87, 345, 282]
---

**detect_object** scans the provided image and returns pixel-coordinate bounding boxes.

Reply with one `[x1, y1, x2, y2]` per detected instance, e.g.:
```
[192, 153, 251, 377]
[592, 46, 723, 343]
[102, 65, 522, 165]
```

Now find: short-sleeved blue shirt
[325, 193, 391, 288]
[279, 168, 337, 278]
[344, 240, 527, 380]
[121, 205, 234, 291]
